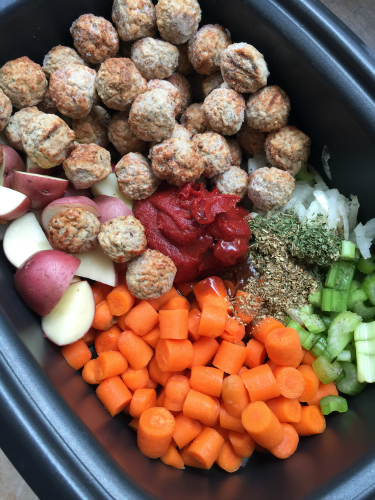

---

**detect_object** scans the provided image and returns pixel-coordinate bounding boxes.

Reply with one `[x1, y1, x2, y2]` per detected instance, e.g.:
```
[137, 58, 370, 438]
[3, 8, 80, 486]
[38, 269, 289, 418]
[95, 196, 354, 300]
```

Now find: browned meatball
[42, 45, 88, 78]
[226, 138, 243, 167]
[63, 143, 111, 189]
[0, 89, 12, 131]
[131, 38, 179, 81]
[150, 137, 204, 186]
[95, 58, 147, 111]
[246, 85, 291, 132]
[213, 166, 248, 198]
[265, 125, 311, 176]
[170, 122, 192, 140]
[48, 207, 100, 253]
[126, 249, 177, 299]
[238, 123, 266, 156]
[0, 56, 47, 109]
[72, 105, 110, 148]
[202, 71, 224, 98]
[129, 88, 175, 142]
[156, 0, 201, 45]
[165, 73, 193, 115]
[188, 24, 231, 75]
[70, 14, 119, 64]
[203, 88, 245, 136]
[192, 132, 231, 178]
[22, 113, 76, 169]
[36, 89, 58, 114]
[247, 166, 295, 211]
[176, 44, 193, 75]
[108, 111, 148, 156]
[220, 43, 269, 94]
[112, 0, 157, 42]
[115, 152, 161, 200]
[49, 64, 97, 119]
[180, 102, 209, 135]
[5, 107, 42, 151]
[147, 79, 182, 116]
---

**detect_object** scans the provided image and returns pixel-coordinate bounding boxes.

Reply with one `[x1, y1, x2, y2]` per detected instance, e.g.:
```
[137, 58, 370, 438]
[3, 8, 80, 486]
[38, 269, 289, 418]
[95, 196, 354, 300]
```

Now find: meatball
[49, 64, 97, 119]
[70, 14, 119, 64]
[176, 44, 193, 75]
[131, 38, 179, 80]
[246, 85, 291, 133]
[0, 89, 12, 131]
[22, 113, 76, 169]
[220, 43, 269, 94]
[108, 111, 147, 156]
[238, 123, 266, 156]
[98, 215, 147, 263]
[126, 249, 177, 300]
[129, 88, 175, 142]
[213, 166, 248, 198]
[247, 166, 295, 211]
[37, 89, 58, 114]
[265, 125, 311, 176]
[180, 102, 209, 135]
[188, 24, 231, 75]
[63, 143, 111, 189]
[226, 138, 243, 167]
[147, 79, 182, 116]
[203, 88, 245, 136]
[170, 122, 192, 140]
[156, 0, 201, 45]
[0, 56, 47, 109]
[150, 137, 204, 186]
[192, 132, 231, 178]
[5, 106, 42, 151]
[48, 207, 100, 254]
[42, 45, 88, 78]
[165, 73, 193, 115]
[72, 105, 110, 148]
[115, 152, 161, 200]
[202, 71, 224, 98]
[95, 58, 147, 111]
[112, 0, 156, 42]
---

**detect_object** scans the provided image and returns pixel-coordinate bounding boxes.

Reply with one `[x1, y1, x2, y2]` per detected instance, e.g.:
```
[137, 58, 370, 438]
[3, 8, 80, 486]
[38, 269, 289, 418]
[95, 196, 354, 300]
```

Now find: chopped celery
[327, 311, 362, 357]
[341, 241, 356, 261]
[286, 320, 317, 350]
[348, 288, 368, 310]
[336, 361, 366, 396]
[354, 321, 375, 341]
[321, 316, 332, 329]
[325, 263, 339, 289]
[300, 304, 314, 315]
[356, 353, 375, 383]
[312, 355, 342, 384]
[335, 261, 356, 291]
[309, 289, 322, 308]
[322, 289, 349, 312]
[355, 339, 375, 356]
[336, 350, 352, 362]
[350, 280, 360, 293]
[299, 311, 326, 334]
[353, 301, 375, 320]
[311, 335, 328, 358]
[320, 395, 348, 415]
[295, 163, 314, 181]
[335, 370, 346, 384]
[353, 248, 361, 263]
[363, 275, 375, 305]
[357, 256, 375, 275]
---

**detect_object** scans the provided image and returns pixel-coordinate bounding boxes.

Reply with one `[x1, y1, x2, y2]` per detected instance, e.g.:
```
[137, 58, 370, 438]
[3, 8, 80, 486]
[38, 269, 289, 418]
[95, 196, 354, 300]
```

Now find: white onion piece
[348, 195, 360, 232]
[313, 190, 329, 212]
[248, 154, 268, 174]
[364, 219, 375, 240]
[308, 165, 329, 191]
[354, 223, 372, 259]
[337, 200, 349, 240]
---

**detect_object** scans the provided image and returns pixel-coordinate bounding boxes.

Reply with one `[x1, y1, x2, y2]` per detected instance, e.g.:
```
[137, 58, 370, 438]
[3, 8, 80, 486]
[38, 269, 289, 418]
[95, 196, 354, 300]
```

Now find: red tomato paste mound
[133, 182, 251, 282]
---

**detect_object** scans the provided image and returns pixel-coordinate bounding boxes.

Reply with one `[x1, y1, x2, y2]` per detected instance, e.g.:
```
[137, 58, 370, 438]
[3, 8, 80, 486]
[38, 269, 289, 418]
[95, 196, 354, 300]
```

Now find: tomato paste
[133, 183, 251, 282]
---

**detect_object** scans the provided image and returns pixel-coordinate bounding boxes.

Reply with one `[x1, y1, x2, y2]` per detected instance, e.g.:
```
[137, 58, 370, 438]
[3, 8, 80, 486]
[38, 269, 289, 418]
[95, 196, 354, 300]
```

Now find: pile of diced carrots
[61, 276, 338, 473]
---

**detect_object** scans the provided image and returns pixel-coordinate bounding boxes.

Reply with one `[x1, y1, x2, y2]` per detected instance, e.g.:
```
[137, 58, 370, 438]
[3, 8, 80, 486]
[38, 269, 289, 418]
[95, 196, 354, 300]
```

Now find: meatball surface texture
[72, 105, 110, 148]
[226, 138, 242, 167]
[42, 45, 88, 78]
[180, 102, 209, 135]
[5, 107, 42, 151]
[131, 38, 179, 80]
[202, 71, 224, 98]
[238, 123, 266, 156]
[147, 79, 182, 116]
[63, 143, 111, 189]
[112, 0, 157, 42]
[188, 24, 231, 75]
[115, 152, 161, 200]
[108, 111, 147, 156]
[203, 88, 245, 136]
[0, 89, 12, 131]
[246, 85, 291, 132]
[165, 73, 192, 115]
[213, 166, 248, 198]
[156, 0, 201, 45]
[192, 132, 231, 178]
[247, 166, 295, 211]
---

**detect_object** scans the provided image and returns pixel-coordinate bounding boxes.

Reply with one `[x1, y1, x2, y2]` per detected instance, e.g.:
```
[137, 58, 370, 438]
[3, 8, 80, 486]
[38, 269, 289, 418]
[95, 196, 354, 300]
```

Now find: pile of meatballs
[0, 0, 311, 299]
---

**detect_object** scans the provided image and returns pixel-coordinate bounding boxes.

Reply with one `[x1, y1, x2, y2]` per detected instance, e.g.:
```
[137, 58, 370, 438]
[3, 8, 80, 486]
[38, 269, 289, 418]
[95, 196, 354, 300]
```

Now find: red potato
[0, 145, 25, 188]
[93, 195, 133, 224]
[75, 245, 119, 287]
[25, 156, 51, 176]
[0, 185, 30, 221]
[41, 196, 100, 232]
[14, 249, 80, 317]
[12, 171, 69, 209]
[91, 173, 133, 210]
[64, 183, 93, 199]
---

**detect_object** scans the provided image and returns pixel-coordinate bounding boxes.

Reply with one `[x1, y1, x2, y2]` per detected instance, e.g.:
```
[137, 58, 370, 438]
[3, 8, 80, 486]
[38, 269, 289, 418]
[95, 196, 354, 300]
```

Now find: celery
[300, 304, 314, 315]
[336, 350, 352, 362]
[355, 339, 375, 355]
[348, 289, 368, 310]
[354, 321, 375, 341]
[286, 320, 317, 350]
[311, 335, 328, 358]
[325, 263, 339, 289]
[356, 353, 375, 383]
[341, 241, 356, 261]
[363, 275, 375, 305]
[353, 301, 375, 320]
[322, 289, 349, 312]
[312, 355, 342, 384]
[320, 395, 348, 415]
[295, 163, 314, 182]
[321, 316, 332, 329]
[327, 311, 362, 358]
[298, 311, 326, 334]
[336, 361, 366, 396]
[357, 256, 375, 275]
[350, 280, 360, 293]
[309, 289, 322, 308]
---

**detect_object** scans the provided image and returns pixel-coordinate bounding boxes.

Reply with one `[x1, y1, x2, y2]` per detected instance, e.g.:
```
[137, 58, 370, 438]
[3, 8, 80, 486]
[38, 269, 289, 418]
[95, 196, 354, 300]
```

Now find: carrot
[146, 378, 158, 389]
[219, 402, 245, 433]
[106, 284, 135, 316]
[248, 316, 285, 344]
[142, 326, 160, 349]
[189, 366, 224, 397]
[96, 375, 132, 417]
[223, 280, 236, 298]
[216, 441, 242, 473]
[212, 424, 230, 442]
[158, 287, 180, 307]
[160, 443, 185, 469]
[118, 330, 154, 370]
[180, 445, 206, 469]
[155, 339, 194, 372]
[91, 283, 105, 306]
[95, 325, 122, 354]
[242, 401, 284, 449]
[159, 309, 189, 339]
[82, 327, 97, 346]
[124, 300, 159, 336]
[173, 413, 202, 449]
[238, 366, 248, 376]
[92, 300, 117, 330]
[229, 431, 255, 458]
[212, 340, 248, 375]
[160, 296, 191, 311]
[307, 381, 338, 406]
[221, 375, 250, 417]
[196, 303, 227, 338]
[273, 366, 306, 399]
[244, 338, 267, 368]
[164, 375, 191, 411]
[82, 359, 101, 385]
[269, 423, 299, 459]
[266, 359, 278, 371]
[129, 388, 157, 418]
[241, 364, 280, 402]
[193, 277, 231, 311]
[156, 387, 165, 407]
[137, 407, 176, 459]
[116, 310, 131, 331]
[176, 280, 198, 297]
[187, 427, 225, 469]
[297, 365, 320, 403]
[292, 405, 326, 436]
[149, 356, 174, 387]
[221, 316, 245, 343]
[233, 290, 260, 324]
[95, 351, 128, 380]
[189, 336, 220, 368]
[265, 396, 302, 423]
[265, 327, 303, 367]
[95, 282, 113, 299]
[301, 350, 317, 366]
[121, 366, 149, 391]
[61, 339, 92, 370]
[147, 298, 160, 311]
[129, 417, 139, 432]
[187, 308, 201, 341]
[190, 298, 200, 311]
[183, 389, 219, 426]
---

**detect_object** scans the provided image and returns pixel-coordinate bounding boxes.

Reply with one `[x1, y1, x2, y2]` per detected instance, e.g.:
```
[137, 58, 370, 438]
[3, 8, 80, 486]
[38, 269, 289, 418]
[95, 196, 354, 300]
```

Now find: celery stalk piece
[353, 301, 375, 320]
[322, 289, 333, 311]
[295, 163, 314, 182]
[335, 261, 356, 291]
[320, 395, 348, 415]
[348, 288, 368, 310]
[357, 256, 375, 275]
[336, 361, 366, 396]
[327, 311, 362, 357]
[354, 321, 375, 341]
[286, 320, 318, 350]
[309, 289, 322, 308]
[341, 241, 356, 261]
[363, 275, 375, 305]
[321, 316, 332, 329]
[311, 335, 328, 358]
[336, 350, 352, 362]
[355, 339, 375, 355]
[356, 353, 375, 383]
[335, 370, 346, 384]
[300, 304, 314, 315]
[325, 263, 339, 289]
[312, 355, 342, 384]
[298, 311, 326, 334]
[350, 280, 360, 293]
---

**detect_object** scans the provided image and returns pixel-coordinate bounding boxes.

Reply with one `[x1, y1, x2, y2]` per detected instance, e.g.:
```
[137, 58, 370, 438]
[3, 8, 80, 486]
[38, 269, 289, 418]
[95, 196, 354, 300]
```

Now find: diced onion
[248, 154, 268, 174]
[354, 223, 372, 259]
[348, 195, 360, 232]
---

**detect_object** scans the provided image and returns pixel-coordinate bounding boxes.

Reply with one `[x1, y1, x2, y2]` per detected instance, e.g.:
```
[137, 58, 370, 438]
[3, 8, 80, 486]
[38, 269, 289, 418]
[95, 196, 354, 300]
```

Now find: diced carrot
[160, 296, 191, 311]
[238, 366, 248, 376]
[213, 340, 248, 375]
[118, 330, 154, 370]
[269, 423, 299, 459]
[212, 424, 230, 441]
[147, 298, 160, 311]
[91, 284, 104, 306]
[189, 366, 224, 397]
[241, 364, 280, 402]
[301, 350, 317, 366]
[193, 277, 231, 312]
[176, 280, 199, 297]
[164, 375, 191, 411]
[159, 309, 189, 339]
[223, 280, 237, 298]
[121, 366, 149, 391]
[149, 356, 174, 387]
[187, 308, 201, 341]
[161, 443, 185, 469]
[307, 381, 338, 406]
[187, 427, 225, 469]
[61, 339, 92, 370]
[265, 327, 303, 367]
[95, 283, 113, 299]
[92, 300, 117, 330]
[266, 359, 279, 371]
[96, 375, 132, 417]
[173, 413, 202, 449]
[129, 417, 139, 432]
[297, 365, 320, 403]
[158, 287, 180, 307]
[189, 336, 220, 368]
[95, 325, 122, 354]
[117, 310, 131, 331]
[273, 366, 306, 399]
[197, 304, 227, 338]
[221, 316, 245, 343]
[183, 389, 219, 427]
[107, 284, 135, 316]
[233, 290, 261, 324]
[219, 402, 245, 433]
[241, 401, 284, 449]
[137, 407, 175, 458]
[81, 327, 97, 346]
[82, 359, 101, 385]
[221, 374, 250, 417]
[129, 388, 157, 418]
[124, 300, 159, 336]
[248, 316, 285, 344]
[229, 431, 255, 458]
[292, 405, 326, 436]
[146, 378, 158, 389]
[216, 441, 242, 472]
[244, 338, 267, 368]
[155, 339, 194, 372]
[142, 326, 160, 349]
[265, 397, 302, 423]
[180, 445, 206, 469]
[95, 351, 128, 380]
